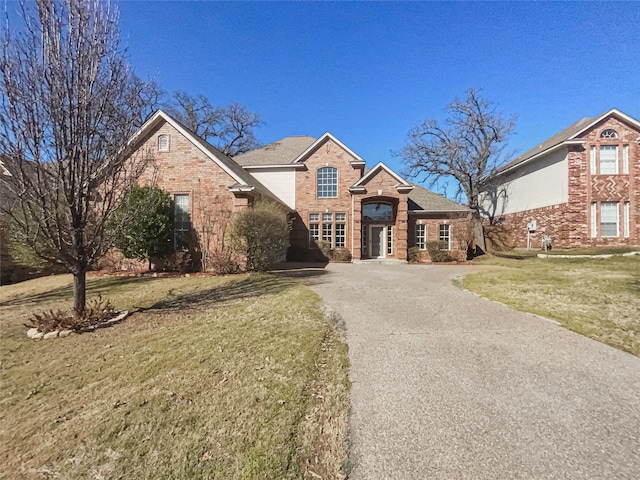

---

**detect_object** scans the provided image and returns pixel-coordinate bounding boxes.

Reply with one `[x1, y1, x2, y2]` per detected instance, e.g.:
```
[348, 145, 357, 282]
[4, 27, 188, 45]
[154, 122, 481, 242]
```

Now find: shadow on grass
[268, 262, 331, 286]
[138, 274, 299, 313]
[0, 276, 151, 307]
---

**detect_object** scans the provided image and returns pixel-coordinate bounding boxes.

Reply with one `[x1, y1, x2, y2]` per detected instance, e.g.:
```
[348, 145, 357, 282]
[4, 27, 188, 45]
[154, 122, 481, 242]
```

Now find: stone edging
[26, 311, 129, 339]
[537, 251, 640, 259]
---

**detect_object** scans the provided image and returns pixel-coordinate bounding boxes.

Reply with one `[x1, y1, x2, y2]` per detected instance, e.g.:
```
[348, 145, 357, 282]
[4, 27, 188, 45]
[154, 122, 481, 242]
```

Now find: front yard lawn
[463, 253, 640, 357]
[0, 273, 350, 479]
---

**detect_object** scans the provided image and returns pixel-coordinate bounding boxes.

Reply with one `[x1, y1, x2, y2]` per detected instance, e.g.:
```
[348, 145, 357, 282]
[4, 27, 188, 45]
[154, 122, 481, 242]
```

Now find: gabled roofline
[350, 161, 413, 189]
[566, 108, 640, 139]
[497, 108, 640, 176]
[133, 110, 246, 186]
[292, 132, 366, 164]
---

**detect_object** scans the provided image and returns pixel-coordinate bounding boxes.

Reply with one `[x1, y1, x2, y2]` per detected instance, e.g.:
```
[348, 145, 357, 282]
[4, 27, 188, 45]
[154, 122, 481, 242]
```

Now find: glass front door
[370, 225, 385, 258]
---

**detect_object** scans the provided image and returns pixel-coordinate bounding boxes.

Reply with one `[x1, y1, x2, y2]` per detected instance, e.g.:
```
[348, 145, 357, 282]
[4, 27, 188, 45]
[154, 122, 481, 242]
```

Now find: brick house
[480, 109, 640, 249]
[121, 110, 469, 268]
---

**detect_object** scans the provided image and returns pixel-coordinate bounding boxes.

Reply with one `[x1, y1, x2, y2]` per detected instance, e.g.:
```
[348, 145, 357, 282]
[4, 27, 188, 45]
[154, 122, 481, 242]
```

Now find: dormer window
[158, 134, 170, 152]
[600, 129, 618, 139]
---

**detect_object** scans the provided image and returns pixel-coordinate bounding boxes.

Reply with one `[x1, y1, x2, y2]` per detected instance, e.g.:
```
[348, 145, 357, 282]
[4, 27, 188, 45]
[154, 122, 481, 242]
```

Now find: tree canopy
[401, 88, 516, 252]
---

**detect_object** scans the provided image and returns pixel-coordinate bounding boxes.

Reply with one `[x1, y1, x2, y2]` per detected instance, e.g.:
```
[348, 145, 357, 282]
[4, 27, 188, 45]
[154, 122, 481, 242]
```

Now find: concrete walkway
[309, 262, 640, 480]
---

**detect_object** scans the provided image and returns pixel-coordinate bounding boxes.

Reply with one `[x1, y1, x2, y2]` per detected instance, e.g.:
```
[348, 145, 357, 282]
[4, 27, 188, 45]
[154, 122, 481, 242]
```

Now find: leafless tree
[401, 89, 516, 253]
[166, 92, 262, 156]
[0, 0, 158, 313]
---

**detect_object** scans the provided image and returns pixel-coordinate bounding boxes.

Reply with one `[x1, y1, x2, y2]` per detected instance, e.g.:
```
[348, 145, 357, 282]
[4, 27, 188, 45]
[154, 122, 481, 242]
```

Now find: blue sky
[18, 1, 640, 191]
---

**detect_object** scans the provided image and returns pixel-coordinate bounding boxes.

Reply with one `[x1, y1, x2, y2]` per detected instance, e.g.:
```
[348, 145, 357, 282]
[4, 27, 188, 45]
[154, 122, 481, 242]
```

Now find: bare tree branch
[0, 0, 157, 312]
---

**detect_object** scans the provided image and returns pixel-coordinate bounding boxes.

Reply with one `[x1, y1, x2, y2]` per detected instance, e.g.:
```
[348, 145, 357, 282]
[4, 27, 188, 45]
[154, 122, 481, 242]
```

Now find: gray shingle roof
[497, 113, 609, 174]
[233, 136, 316, 166]
[408, 184, 469, 212]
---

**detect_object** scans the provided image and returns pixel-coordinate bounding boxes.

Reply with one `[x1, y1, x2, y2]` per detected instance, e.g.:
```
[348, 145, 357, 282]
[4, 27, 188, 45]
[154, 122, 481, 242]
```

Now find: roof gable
[293, 132, 366, 165]
[351, 162, 412, 189]
[132, 110, 284, 204]
[499, 108, 640, 174]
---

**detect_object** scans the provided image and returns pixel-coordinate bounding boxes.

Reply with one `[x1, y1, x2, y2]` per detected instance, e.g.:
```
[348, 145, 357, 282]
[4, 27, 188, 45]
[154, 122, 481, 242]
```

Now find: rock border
[537, 251, 640, 259]
[26, 311, 129, 339]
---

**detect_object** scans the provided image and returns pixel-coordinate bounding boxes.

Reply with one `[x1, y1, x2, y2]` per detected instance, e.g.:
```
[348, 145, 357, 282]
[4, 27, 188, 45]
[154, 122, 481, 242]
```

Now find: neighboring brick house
[122, 110, 469, 268]
[480, 108, 640, 248]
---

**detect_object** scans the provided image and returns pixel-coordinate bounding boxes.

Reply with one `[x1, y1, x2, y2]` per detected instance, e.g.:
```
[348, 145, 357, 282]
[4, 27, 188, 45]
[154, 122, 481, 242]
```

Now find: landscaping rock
[43, 331, 59, 339]
[59, 330, 74, 338]
[27, 328, 42, 339]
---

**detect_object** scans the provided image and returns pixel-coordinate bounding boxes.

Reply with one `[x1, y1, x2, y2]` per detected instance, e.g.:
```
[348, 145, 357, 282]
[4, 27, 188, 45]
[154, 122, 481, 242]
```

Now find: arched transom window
[363, 202, 393, 221]
[600, 129, 618, 139]
[317, 167, 338, 198]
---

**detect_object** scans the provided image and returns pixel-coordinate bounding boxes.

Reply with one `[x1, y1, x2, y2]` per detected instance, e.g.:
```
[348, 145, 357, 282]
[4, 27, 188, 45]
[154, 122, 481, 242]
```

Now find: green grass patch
[464, 255, 640, 357]
[0, 273, 350, 479]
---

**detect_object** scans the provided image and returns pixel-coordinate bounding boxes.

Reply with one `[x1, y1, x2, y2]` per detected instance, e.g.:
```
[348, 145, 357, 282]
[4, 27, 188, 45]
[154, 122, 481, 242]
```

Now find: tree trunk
[73, 269, 87, 315]
[471, 213, 486, 256]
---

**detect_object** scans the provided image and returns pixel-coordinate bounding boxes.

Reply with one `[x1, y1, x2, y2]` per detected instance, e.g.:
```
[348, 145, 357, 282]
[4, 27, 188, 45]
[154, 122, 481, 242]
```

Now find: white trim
[350, 161, 413, 189]
[623, 201, 630, 238]
[622, 145, 629, 174]
[293, 132, 366, 164]
[590, 202, 597, 238]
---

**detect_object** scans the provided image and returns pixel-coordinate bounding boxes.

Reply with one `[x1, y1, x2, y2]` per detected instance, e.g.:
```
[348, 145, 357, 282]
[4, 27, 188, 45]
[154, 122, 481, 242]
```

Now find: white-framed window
[387, 226, 393, 255]
[623, 202, 630, 238]
[416, 224, 426, 250]
[362, 225, 368, 255]
[600, 202, 619, 237]
[322, 223, 333, 243]
[590, 203, 597, 238]
[622, 145, 629, 174]
[317, 167, 338, 198]
[590, 146, 596, 174]
[309, 213, 319, 245]
[439, 224, 451, 250]
[600, 129, 618, 139]
[174, 194, 190, 250]
[335, 213, 346, 248]
[158, 134, 170, 152]
[600, 146, 618, 174]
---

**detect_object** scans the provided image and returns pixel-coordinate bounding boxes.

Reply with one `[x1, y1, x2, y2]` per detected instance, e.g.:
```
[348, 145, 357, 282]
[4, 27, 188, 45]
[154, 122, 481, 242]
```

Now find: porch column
[396, 194, 409, 260]
[352, 197, 362, 259]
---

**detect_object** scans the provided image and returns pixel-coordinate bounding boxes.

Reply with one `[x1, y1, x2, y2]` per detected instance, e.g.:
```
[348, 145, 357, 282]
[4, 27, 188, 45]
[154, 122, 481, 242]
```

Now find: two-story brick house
[122, 110, 469, 268]
[481, 108, 640, 248]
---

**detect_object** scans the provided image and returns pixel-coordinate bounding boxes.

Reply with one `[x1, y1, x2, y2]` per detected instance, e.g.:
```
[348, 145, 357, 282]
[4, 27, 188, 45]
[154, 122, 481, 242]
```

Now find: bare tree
[166, 92, 262, 156]
[0, 0, 158, 313]
[401, 88, 516, 253]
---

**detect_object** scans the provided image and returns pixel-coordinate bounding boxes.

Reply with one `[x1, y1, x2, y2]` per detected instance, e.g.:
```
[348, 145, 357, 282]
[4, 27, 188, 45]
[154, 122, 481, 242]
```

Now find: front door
[370, 225, 385, 258]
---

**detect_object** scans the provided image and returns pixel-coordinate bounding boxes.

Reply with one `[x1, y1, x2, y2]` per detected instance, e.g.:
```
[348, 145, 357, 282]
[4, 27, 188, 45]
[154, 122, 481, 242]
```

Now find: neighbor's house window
[158, 134, 170, 152]
[622, 145, 629, 174]
[335, 213, 346, 248]
[590, 203, 597, 237]
[416, 224, 426, 250]
[309, 213, 320, 245]
[600, 202, 619, 237]
[590, 146, 596, 174]
[174, 194, 190, 250]
[439, 224, 451, 250]
[600, 129, 618, 139]
[317, 167, 338, 198]
[599, 146, 618, 174]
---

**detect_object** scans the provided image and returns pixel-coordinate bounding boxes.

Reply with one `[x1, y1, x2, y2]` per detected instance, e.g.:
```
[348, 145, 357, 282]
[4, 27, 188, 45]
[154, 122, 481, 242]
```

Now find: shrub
[112, 185, 174, 270]
[209, 249, 241, 275]
[426, 241, 453, 262]
[315, 240, 332, 259]
[408, 246, 422, 263]
[330, 248, 352, 262]
[24, 296, 117, 333]
[226, 200, 290, 272]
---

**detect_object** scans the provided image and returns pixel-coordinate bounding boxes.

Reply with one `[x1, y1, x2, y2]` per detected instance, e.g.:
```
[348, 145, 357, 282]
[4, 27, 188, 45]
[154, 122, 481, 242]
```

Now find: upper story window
[599, 145, 618, 174]
[317, 167, 338, 198]
[600, 129, 618, 139]
[158, 134, 170, 152]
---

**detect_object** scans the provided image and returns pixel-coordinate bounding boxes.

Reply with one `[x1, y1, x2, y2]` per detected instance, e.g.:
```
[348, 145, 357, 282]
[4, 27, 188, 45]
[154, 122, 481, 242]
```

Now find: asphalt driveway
[309, 262, 640, 479]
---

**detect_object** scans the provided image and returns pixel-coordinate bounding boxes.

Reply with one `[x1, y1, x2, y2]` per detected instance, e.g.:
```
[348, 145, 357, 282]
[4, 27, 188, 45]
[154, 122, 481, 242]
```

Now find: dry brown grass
[463, 254, 640, 356]
[0, 273, 350, 479]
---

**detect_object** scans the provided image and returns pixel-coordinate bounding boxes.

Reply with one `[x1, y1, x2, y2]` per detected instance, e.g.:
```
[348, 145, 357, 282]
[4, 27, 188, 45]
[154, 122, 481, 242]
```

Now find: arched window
[317, 167, 338, 198]
[363, 202, 393, 221]
[158, 134, 170, 152]
[600, 129, 618, 139]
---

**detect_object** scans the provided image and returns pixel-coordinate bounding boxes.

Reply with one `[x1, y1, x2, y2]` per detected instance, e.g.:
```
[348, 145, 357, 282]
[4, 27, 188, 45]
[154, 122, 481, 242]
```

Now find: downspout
[351, 193, 355, 261]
